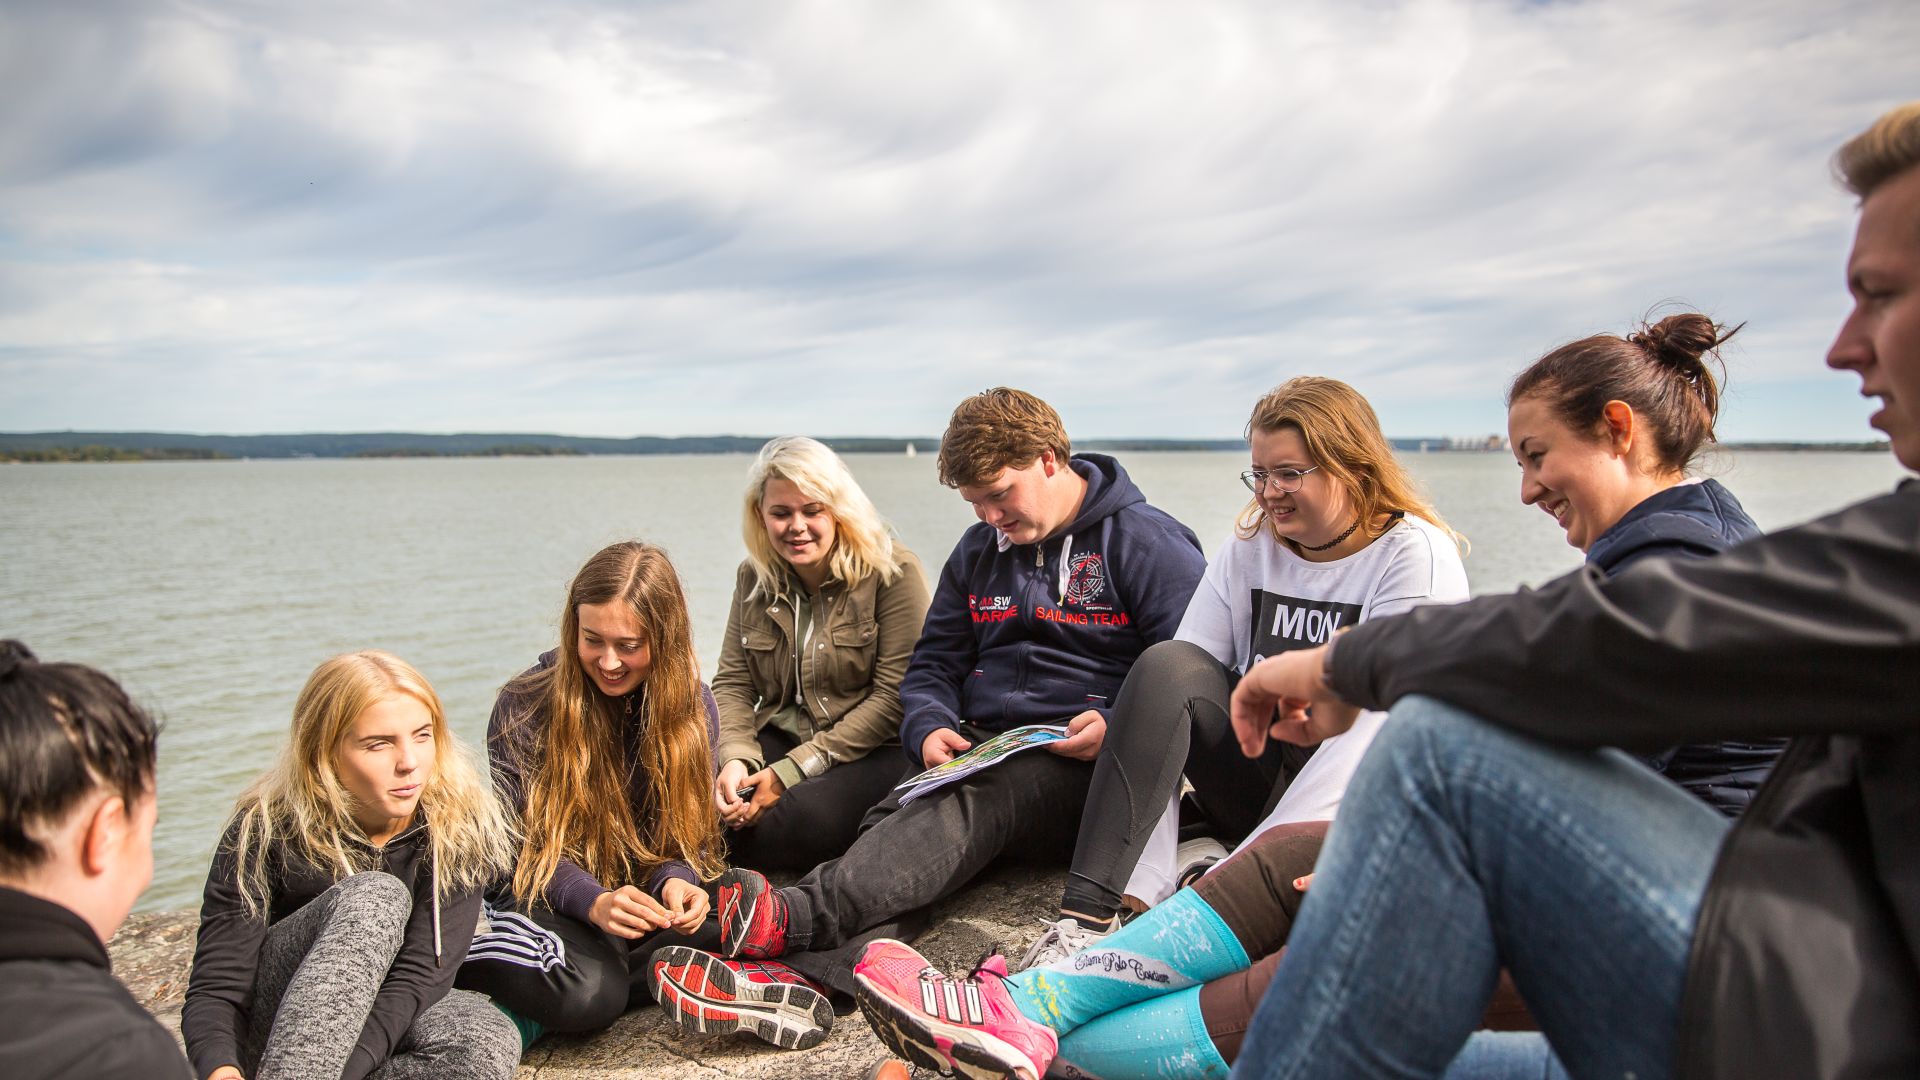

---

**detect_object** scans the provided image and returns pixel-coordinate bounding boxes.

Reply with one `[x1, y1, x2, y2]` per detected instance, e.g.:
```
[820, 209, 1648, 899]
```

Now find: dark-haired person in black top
[0, 639, 192, 1080]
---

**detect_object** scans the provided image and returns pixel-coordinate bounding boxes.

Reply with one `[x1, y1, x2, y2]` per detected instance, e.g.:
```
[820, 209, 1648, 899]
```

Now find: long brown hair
[509, 542, 723, 904]
[1235, 376, 1463, 552]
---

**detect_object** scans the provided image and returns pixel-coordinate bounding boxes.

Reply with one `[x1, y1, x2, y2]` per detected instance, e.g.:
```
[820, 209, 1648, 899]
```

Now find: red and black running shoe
[716, 867, 791, 959]
[649, 946, 833, 1050]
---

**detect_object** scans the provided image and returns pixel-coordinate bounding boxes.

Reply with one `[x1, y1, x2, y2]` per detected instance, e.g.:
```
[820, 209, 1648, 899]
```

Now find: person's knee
[537, 958, 630, 1033]
[330, 871, 412, 941]
[1377, 694, 1505, 764]
[1138, 637, 1220, 679]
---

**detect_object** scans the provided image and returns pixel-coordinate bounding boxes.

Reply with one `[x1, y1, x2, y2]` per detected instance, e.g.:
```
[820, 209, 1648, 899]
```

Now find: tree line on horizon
[0, 430, 1890, 463]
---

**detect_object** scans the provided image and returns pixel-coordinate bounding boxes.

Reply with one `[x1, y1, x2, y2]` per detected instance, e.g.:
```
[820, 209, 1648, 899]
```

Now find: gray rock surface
[111, 865, 1065, 1078]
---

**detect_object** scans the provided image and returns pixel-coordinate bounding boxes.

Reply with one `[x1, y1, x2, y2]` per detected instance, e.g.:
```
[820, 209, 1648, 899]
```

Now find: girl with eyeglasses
[1020, 375, 1468, 970]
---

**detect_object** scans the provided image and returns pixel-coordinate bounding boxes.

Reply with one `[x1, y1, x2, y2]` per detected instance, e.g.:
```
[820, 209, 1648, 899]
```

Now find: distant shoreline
[0, 431, 1893, 463]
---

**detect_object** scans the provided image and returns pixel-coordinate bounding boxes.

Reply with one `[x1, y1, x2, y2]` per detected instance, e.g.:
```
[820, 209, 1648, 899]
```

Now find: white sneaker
[1175, 836, 1229, 891]
[1014, 917, 1111, 973]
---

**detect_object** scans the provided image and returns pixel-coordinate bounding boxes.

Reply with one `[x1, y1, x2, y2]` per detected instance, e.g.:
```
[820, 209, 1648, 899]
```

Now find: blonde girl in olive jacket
[712, 436, 932, 871]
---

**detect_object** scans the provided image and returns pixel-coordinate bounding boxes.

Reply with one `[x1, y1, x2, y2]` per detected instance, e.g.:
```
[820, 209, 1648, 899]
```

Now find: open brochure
[893, 723, 1072, 805]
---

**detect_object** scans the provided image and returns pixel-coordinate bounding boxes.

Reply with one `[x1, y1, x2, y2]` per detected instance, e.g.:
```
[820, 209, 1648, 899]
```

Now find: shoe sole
[719, 871, 774, 958]
[650, 946, 831, 1051]
[853, 967, 1039, 1080]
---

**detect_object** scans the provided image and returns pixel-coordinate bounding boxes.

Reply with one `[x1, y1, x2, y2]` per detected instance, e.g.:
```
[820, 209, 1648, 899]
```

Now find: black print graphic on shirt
[1248, 590, 1363, 662]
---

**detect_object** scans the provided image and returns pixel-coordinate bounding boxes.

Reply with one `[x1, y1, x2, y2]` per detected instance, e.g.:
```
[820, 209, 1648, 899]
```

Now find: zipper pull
[1034, 545, 1043, 567]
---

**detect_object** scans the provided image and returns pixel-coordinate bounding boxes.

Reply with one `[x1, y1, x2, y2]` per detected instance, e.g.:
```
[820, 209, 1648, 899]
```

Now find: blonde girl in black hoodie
[183, 651, 518, 1080]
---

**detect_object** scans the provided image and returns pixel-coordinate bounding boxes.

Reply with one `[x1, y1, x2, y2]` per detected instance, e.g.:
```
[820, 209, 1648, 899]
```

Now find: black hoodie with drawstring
[0, 885, 192, 1079]
[182, 815, 480, 1080]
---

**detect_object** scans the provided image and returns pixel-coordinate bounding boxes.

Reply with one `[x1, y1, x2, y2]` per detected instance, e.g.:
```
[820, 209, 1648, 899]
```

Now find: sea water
[0, 450, 1907, 911]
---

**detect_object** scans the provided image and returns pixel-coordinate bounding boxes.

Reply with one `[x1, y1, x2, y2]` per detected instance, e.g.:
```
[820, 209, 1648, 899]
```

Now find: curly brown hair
[936, 388, 1071, 488]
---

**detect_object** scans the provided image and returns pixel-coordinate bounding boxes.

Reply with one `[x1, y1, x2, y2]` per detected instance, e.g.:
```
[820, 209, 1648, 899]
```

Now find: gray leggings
[245, 873, 518, 1080]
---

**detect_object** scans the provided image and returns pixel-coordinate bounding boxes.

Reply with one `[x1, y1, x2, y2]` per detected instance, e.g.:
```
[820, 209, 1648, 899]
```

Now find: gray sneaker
[1014, 917, 1111, 973]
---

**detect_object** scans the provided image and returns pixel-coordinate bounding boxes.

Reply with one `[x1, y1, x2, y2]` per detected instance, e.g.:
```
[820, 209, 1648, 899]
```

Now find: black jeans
[724, 729, 916, 874]
[777, 728, 1095, 996]
[1060, 639, 1314, 919]
[454, 899, 721, 1033]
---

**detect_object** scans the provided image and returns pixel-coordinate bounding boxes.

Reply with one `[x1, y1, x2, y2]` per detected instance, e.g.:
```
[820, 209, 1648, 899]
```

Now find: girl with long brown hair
[454, 541, 732, 1038]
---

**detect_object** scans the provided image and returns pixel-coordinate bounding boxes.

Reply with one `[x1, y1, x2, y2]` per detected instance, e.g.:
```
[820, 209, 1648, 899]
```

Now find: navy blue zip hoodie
[1587, 478, 1786, 815]
[898, 453, 1206, 766]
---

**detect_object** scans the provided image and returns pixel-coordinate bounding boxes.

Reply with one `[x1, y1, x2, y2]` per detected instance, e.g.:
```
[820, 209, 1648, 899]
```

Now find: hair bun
[1628, 312, 1737, 374]
[0, 640, 37, 679]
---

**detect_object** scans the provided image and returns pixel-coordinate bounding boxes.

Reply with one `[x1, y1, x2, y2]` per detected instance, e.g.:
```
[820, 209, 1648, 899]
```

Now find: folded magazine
[892, 723, 1072, 805]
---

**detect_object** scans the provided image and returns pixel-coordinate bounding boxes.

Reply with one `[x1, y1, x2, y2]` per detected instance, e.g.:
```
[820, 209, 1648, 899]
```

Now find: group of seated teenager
[0, 101, 1912, 1080]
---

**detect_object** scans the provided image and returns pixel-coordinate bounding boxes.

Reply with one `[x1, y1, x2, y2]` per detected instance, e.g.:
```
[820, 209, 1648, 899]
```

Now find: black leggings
[1061, 639, 1314, 919]
[723, 729, 915, 873]
[454, 899, 720, 1033]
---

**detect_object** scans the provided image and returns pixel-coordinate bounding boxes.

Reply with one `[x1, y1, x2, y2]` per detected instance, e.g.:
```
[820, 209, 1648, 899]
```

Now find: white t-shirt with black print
[1125, 513, 1469, 904]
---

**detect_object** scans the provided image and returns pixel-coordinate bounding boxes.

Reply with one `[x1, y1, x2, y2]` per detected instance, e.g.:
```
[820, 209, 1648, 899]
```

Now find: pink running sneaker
[649, 946, 832, 1050]
[853, 939, 1058, 1080]
[716, 867, 790, 959]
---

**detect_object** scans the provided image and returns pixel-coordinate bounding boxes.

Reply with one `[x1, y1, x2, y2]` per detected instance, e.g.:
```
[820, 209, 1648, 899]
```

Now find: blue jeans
[1232, 696, 1731, 1080]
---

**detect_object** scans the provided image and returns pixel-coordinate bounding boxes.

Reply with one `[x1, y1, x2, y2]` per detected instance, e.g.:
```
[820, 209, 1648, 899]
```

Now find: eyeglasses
[1239, 466, 1319, 494]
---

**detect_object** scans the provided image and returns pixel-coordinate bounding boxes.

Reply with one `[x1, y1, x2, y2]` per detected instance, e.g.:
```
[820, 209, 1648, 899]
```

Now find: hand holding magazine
[893, 724, 1071, 805]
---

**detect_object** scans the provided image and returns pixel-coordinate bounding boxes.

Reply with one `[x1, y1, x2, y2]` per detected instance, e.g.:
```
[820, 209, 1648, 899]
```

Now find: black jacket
[0, 886, 192, 1080]
[1587, 479, 1786, 815]
[182, 817, 482, 1080]
[1330, 481, 1920, 1078]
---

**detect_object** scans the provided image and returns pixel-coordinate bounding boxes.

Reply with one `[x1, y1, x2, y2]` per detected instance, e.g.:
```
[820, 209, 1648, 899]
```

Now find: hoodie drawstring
[431, 847, 442, 962]
[1056, 533, 1074, 605]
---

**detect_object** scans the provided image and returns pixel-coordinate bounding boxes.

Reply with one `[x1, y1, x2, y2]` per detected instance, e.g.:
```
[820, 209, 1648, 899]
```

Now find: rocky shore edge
[111, 865, 1062, 1078]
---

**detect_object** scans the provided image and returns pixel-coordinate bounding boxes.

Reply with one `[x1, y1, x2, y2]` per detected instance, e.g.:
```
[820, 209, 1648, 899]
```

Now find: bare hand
[920, 728, 972, 767]
[658, 878, 711, 932]
[715, 759, 752, 818]
[730, 767, 785, 829]
[1046, 709, 1108, 761]
[1293, 872, 1314, 892]
[588, 884, 673, 939]
[1230, 646, 1361, 757]
[208, 1068, 246, 1080]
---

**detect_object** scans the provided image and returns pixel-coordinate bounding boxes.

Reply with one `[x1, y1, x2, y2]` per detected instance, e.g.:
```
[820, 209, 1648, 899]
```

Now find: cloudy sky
[2, 0, 1913, 441]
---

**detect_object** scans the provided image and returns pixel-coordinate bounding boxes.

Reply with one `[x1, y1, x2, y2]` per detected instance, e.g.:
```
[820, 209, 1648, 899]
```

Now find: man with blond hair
[648, 388, 1205, 1047]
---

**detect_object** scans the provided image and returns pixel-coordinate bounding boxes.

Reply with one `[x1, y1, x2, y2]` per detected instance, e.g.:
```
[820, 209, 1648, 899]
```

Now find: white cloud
[0, 0, 1912, 440]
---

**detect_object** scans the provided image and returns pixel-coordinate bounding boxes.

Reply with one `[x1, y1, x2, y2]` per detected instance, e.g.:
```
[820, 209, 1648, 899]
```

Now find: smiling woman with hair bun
[1506, 310, 1785, 813]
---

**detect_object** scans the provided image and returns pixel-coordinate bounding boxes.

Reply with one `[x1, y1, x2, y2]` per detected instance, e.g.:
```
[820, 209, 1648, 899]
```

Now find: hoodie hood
[992, 452, 1146, 555]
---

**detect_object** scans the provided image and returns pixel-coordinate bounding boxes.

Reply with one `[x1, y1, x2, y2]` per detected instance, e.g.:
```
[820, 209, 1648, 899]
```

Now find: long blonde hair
[508, 542, 724, 904]
[228, 651, 515, 918]
[741, 436, 903, 598]
[1235, 377, 1464, 552]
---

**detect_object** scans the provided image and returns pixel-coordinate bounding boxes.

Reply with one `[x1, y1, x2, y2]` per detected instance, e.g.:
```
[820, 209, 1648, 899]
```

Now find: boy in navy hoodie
[648, 389, 1205, 1044]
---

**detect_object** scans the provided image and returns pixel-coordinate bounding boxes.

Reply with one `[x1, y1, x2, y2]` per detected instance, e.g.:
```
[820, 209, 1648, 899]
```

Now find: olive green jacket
[712, 546, 931, 786]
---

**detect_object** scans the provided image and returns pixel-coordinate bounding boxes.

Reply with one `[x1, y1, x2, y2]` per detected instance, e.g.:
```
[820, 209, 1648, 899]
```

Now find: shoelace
[967, 944, 1010, 983]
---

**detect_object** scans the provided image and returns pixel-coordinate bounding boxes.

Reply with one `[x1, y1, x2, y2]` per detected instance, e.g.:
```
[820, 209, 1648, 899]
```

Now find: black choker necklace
[1298, 518, 1362, 553]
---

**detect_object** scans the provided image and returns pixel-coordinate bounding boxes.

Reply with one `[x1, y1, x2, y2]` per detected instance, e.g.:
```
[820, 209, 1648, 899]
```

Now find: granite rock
[111, 864, 1066, 1078]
